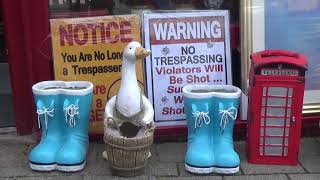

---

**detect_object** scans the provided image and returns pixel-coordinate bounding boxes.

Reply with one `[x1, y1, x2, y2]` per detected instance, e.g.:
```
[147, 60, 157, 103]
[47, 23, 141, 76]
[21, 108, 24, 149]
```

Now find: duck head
[123, 41, 151, 63]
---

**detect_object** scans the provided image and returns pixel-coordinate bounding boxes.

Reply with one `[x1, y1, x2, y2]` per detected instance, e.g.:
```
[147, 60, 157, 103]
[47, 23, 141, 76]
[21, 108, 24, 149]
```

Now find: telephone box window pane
[267, 98, 286, 107]
[261, 128, 264, 136]
[266, 128, 284, 136]
[266, 117, 285, 126]
[267, 107, 285, 117]
[263, 87, 267, 96]
[262, 98, 266, 106]
[261, 108, 265, 116]
[260, 146, 264, 155]
[265, 146, 282, 156]
[284, 147, 288, 156]
[286, 118, 290, 126]
[285, 138, 289, 146]
[285, 128, 290, 136]
[268, 87, 287, 97]
[266, 118, 284, 126]
[261, 117, 265, 126]
[288, 98, 292, 107]
[265, 137, 283, 145]
[260, 137, 264, 145]
[288, 88, 293, 97]
[287, 108, 291, 117]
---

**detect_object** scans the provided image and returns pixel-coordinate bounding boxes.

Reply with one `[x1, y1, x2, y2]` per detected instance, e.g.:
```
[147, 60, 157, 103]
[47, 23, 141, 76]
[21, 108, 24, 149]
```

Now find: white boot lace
[219, 107, 237, 134]
[192, 111, 210, 132]
[64, 104, 79, 128]
[37, 107, 54, 134]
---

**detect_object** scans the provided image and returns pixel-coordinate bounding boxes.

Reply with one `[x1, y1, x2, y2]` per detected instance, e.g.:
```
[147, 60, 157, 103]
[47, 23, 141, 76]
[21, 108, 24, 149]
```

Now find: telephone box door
[253, 78, 304, 164]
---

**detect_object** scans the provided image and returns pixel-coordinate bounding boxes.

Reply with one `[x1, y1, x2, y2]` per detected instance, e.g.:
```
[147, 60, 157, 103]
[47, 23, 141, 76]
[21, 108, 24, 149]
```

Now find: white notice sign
[143, 11, 232, 127]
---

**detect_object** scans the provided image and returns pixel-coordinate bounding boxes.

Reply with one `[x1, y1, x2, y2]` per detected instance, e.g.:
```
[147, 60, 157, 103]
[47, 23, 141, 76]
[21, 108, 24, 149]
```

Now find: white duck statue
[104, 41, 154, 133]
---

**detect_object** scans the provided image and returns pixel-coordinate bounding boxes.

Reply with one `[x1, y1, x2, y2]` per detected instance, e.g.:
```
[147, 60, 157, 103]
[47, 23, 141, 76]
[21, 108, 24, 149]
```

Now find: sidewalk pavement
[0, 134, 319, 180]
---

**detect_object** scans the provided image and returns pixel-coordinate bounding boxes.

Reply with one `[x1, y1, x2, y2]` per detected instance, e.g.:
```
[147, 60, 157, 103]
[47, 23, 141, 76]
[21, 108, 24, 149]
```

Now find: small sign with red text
[143, 11, 232, 126]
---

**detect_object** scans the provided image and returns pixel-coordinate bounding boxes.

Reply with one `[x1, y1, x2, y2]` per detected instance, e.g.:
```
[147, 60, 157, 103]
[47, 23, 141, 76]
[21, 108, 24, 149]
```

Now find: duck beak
[135, 47, 151, 59]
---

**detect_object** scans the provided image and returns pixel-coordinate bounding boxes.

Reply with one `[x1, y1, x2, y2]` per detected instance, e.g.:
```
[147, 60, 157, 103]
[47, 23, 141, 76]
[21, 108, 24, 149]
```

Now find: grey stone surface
[83, 175, 118, 180]
[0, 134, 36, 144]
[289, 174, 320, 180]
[146, 161, 178, 176]
[1, 136, 320, 179]
[0, 165, 50, 178]
[149, 145, 158, 163]
[11, 176, 84, 180]
[157, 143, 186, 163]
[240, 159, 305, 174]
[0, 142, 32, 168]
[79, 143, 112, 176]
[157, 176, 222, 180]
[224, 174, 289, 180]
[234, 141, 247, 160]
[299, 156, 320, 173]
[299, 138, 320, 157]
[118, 175, 154, 180]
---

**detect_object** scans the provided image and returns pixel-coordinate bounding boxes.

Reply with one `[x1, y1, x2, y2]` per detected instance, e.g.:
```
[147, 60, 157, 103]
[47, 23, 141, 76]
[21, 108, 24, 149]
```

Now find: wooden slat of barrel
[104, 127, 154, 177]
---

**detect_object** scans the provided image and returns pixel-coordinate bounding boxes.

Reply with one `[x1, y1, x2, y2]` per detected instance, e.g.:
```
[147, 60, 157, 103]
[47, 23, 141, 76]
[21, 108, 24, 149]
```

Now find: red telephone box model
[247, 50, 308, 165]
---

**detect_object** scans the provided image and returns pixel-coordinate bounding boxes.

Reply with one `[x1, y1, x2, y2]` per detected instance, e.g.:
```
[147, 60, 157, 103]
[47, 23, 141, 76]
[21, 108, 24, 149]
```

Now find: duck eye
[130, 47, 132, 50]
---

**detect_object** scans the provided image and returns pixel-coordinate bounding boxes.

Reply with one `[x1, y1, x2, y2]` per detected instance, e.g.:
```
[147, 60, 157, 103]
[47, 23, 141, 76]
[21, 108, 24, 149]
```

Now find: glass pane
[267, 107, 285, 117]
[286, 118, 290, 126]
[261, 128, 264, 136]
[262, 97, 266, 106]
[285, 128, 290, 136]
[288, 88, 293, 97]
[266, 117, 285, 126]
[288, 98, 292, 107]
[268, 87, 287, 97]
[261, 108, 266, 116]
[265, 146, 283, 156]
[287, 108, 291, 117]
[284, 147, 288, 156]
[263, 87, 267, 96]
[266, 127, 284, 136]
[261, 117, 265, 126]
[285, 138, 289, 146]
[265, 137, 284, 145]
[260, 137, 264, 145]
[260, 146, 264, 155]
[267, 98, 287, 107]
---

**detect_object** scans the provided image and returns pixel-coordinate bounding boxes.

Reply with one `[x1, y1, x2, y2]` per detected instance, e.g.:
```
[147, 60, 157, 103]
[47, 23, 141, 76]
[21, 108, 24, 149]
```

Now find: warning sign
[143, 11, 232, 126]
[51, 15, 142, 133]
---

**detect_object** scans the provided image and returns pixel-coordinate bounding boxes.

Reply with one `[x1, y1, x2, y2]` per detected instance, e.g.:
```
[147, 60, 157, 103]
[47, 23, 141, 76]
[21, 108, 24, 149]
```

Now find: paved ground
[0, 134, 320, 180]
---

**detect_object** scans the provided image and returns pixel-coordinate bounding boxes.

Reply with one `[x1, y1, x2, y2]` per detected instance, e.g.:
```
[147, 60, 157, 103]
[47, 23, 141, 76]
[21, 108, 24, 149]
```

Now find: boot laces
[64, 104, 79, 128]
[192, 111, 210, 132]
[36, 107, 54, 134]
[219, 107, 237, 134]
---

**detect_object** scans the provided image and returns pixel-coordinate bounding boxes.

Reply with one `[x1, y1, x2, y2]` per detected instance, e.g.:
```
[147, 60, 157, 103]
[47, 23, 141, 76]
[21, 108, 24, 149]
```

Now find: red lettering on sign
[59, 20, 134, 46]
[90, 109, 104, 122]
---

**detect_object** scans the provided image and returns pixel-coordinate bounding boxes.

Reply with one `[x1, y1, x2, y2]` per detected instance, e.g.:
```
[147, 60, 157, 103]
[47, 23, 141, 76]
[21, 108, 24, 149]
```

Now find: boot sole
[185, 163, 239, 175]
[56, 160, 86, 172]
[185, 163, 214, 174]
[29, 162, 56, 171]
[212, 166, 239, 174]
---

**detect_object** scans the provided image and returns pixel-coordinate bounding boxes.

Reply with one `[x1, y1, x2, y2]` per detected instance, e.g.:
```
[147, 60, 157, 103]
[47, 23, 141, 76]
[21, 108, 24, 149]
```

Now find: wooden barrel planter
[104, 126, 154, 177]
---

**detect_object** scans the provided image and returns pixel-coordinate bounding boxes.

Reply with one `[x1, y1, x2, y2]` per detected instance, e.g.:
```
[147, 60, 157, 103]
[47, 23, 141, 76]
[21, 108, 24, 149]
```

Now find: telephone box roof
[250, 50, 308, 70]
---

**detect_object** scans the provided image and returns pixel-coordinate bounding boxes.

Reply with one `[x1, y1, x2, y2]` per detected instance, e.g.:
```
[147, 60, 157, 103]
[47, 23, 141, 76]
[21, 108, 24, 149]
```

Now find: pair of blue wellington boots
[29, 81, 93, 172]
[183, 85, 241, 174]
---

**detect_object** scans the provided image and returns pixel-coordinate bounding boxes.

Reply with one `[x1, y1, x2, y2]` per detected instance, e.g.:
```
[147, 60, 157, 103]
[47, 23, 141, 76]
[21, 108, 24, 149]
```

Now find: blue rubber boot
[29, 81, 66, 171]
[56, 81, 93, 172]
[211, 85, 241, 174]
[182, 85, 215, 174]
